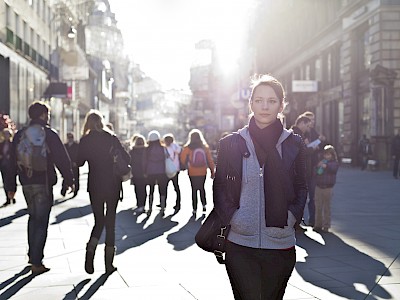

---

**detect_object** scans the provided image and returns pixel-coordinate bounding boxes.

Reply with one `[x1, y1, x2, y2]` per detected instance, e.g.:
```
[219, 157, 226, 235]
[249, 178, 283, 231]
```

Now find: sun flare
[110, 0, 255, 89]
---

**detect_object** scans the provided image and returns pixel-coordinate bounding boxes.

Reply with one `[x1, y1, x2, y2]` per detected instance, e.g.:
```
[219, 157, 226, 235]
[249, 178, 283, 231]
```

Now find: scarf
[248, 117, 288, 228]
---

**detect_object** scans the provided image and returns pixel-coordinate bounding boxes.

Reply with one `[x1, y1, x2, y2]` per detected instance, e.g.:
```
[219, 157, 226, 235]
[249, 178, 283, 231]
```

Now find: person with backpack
[180, 129, 215, 216]
[77, 110, 130, 274]
[9, 101, 74, 275]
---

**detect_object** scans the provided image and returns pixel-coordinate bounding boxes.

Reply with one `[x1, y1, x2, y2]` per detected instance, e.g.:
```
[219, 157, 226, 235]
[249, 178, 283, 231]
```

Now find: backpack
[191, 148, 207, 168]
[16, 124, 48, 178]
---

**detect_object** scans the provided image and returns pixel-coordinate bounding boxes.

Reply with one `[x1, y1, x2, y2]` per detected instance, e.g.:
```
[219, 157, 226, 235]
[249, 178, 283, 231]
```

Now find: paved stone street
[0, 166, 399, 299]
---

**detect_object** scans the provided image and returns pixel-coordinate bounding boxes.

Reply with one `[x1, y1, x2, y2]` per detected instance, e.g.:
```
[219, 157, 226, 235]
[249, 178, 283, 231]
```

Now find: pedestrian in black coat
[392, 131, 400, 179]
[129, 134, 148, 213]
[77, 110, 130, 274]
[61, 132, 80, 197]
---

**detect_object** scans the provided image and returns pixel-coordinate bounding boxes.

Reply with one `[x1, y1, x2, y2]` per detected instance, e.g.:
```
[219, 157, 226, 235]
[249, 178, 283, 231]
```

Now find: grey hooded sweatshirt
[227, 127, 298, 249]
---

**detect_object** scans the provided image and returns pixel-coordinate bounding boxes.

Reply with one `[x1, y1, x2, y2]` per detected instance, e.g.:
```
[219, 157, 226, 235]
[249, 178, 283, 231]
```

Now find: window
[30, 28, 35, 48]
[327, 52, 332, 84]
[315, 58, 322, 81]
[357, 26, 371, 72]
[363, 30, 371, 69]
[361, 95, 371, 136]
[6, 4, 12, 27]
[305, 64, 310, 80]
[370, 87, 387, 136]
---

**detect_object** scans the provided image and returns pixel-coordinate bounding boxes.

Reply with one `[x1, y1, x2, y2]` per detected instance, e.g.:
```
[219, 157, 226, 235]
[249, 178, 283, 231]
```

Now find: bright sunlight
[109, 0, 255, 89]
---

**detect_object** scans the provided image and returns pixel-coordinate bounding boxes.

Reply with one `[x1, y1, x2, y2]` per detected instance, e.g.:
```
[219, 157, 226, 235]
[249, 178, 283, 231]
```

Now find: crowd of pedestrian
[0, 72, 394, 299]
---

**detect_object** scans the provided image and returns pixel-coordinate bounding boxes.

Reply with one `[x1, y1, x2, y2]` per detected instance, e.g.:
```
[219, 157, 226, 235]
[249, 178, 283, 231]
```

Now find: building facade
[0, 0, 53, 127]
[252, 0, 400, 168]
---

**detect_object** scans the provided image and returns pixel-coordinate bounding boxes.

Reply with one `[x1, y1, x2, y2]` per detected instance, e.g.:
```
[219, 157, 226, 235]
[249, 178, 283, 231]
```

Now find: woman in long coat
[144, 130, 168, 213]
[77, 110, 130, 274]
[129, 134, 148, 213]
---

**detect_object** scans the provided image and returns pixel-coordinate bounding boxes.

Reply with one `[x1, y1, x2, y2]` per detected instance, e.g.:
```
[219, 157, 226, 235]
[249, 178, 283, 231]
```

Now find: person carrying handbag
[212, 74, 307, 300]
[77, 110, 130, 274]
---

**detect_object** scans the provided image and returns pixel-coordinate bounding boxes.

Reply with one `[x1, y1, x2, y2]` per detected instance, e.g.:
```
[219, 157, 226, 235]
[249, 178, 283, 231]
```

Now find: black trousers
[225, 242, 296, 300]
[189, 175, 206, 210]
[88, 192, 119, 246]
[133, 178, 147, 208]
[168, 172, 181, 207]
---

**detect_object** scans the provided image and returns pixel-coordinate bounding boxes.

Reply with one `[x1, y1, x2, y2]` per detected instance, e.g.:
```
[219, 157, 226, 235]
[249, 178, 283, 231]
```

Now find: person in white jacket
[163, 134, 182, 210]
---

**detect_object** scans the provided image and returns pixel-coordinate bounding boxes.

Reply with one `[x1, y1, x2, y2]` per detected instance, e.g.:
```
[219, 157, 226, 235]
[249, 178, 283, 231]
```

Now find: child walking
[314, 145, 339, 232]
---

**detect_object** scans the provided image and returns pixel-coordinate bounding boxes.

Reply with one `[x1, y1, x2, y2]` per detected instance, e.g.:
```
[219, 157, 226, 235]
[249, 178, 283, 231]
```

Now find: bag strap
[214, 225, 230, 264]
[164, 147, 172, 159]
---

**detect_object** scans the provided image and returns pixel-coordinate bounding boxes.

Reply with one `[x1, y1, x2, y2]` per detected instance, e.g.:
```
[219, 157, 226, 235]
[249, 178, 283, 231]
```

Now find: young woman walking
[77, 110, 130, 274]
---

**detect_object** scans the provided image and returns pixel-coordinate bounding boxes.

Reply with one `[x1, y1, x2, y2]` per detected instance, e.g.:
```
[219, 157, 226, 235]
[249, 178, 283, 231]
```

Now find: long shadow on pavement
[75, 274, 112, 300]
[295, 231, 391, 300]
[50, 204, 92, 224]
[115, 209, 178, 255]
[167, 214, 205, 251]
[0, 266, 37, 299]
[0, 208, 27, 228]
[62, 278, 90, 300]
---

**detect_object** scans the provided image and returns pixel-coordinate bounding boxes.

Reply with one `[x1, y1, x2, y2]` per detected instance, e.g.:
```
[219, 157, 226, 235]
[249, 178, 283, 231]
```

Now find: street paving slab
[0, 167, 399, 299]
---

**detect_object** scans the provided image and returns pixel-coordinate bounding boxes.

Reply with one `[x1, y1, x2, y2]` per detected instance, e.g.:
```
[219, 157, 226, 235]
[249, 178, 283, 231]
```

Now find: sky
[108, 0, 254, 90]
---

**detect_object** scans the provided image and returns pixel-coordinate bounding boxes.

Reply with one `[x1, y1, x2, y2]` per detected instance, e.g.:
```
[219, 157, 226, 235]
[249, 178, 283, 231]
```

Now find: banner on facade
[292, 80, 318, 92]
[60, 45, 89, 81]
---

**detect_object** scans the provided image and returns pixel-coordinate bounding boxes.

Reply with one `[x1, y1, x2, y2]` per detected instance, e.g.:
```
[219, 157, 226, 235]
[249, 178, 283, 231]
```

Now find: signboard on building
[292, 80, 318, 92]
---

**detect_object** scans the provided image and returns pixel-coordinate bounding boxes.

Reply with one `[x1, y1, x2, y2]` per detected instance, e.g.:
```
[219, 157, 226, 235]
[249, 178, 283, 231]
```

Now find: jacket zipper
[259, 166, 263, 247]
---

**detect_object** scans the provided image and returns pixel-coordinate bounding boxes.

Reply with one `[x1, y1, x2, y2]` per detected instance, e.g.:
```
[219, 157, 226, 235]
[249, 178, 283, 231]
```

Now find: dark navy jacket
[213, 130, 308, 227]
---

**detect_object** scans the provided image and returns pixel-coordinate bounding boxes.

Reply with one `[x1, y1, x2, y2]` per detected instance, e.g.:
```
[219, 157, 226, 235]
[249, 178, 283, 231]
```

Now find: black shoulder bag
[195, 132, 248, 264]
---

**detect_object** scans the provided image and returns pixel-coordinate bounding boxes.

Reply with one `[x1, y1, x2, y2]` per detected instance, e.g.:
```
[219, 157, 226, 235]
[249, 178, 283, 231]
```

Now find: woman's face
[250, 85, 283, 129]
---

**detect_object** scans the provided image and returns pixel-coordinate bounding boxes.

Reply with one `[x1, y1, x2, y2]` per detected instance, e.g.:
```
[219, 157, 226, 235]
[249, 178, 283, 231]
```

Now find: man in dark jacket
[8, 101, 74, 275]
[61, 132, 79, 197]
[392, 131, 400, 179]
[358, 134, 372, 170]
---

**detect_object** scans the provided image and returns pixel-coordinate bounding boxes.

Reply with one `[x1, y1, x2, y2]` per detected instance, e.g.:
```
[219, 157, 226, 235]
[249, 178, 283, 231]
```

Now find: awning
[43, 82, 68, 98]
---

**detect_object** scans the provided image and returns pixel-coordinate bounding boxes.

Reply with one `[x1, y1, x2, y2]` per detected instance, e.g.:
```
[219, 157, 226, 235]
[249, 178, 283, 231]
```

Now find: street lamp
[67, 26, 77, 39]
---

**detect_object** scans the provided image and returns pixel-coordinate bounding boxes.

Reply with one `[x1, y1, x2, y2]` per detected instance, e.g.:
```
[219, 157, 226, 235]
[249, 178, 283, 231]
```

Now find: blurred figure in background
[163, 133, 182, 211]
[0, 128, 15, 205]
[180, 129, 215, 216]
[358, 134, 372, 171]
[314, 145, 339, 232]
[301, 111, 327, 227]
[391, 130, 400, 179]
[61, 132, 79, 198]
[129, 134, 148, 213]
[145, 130, 168, 213]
